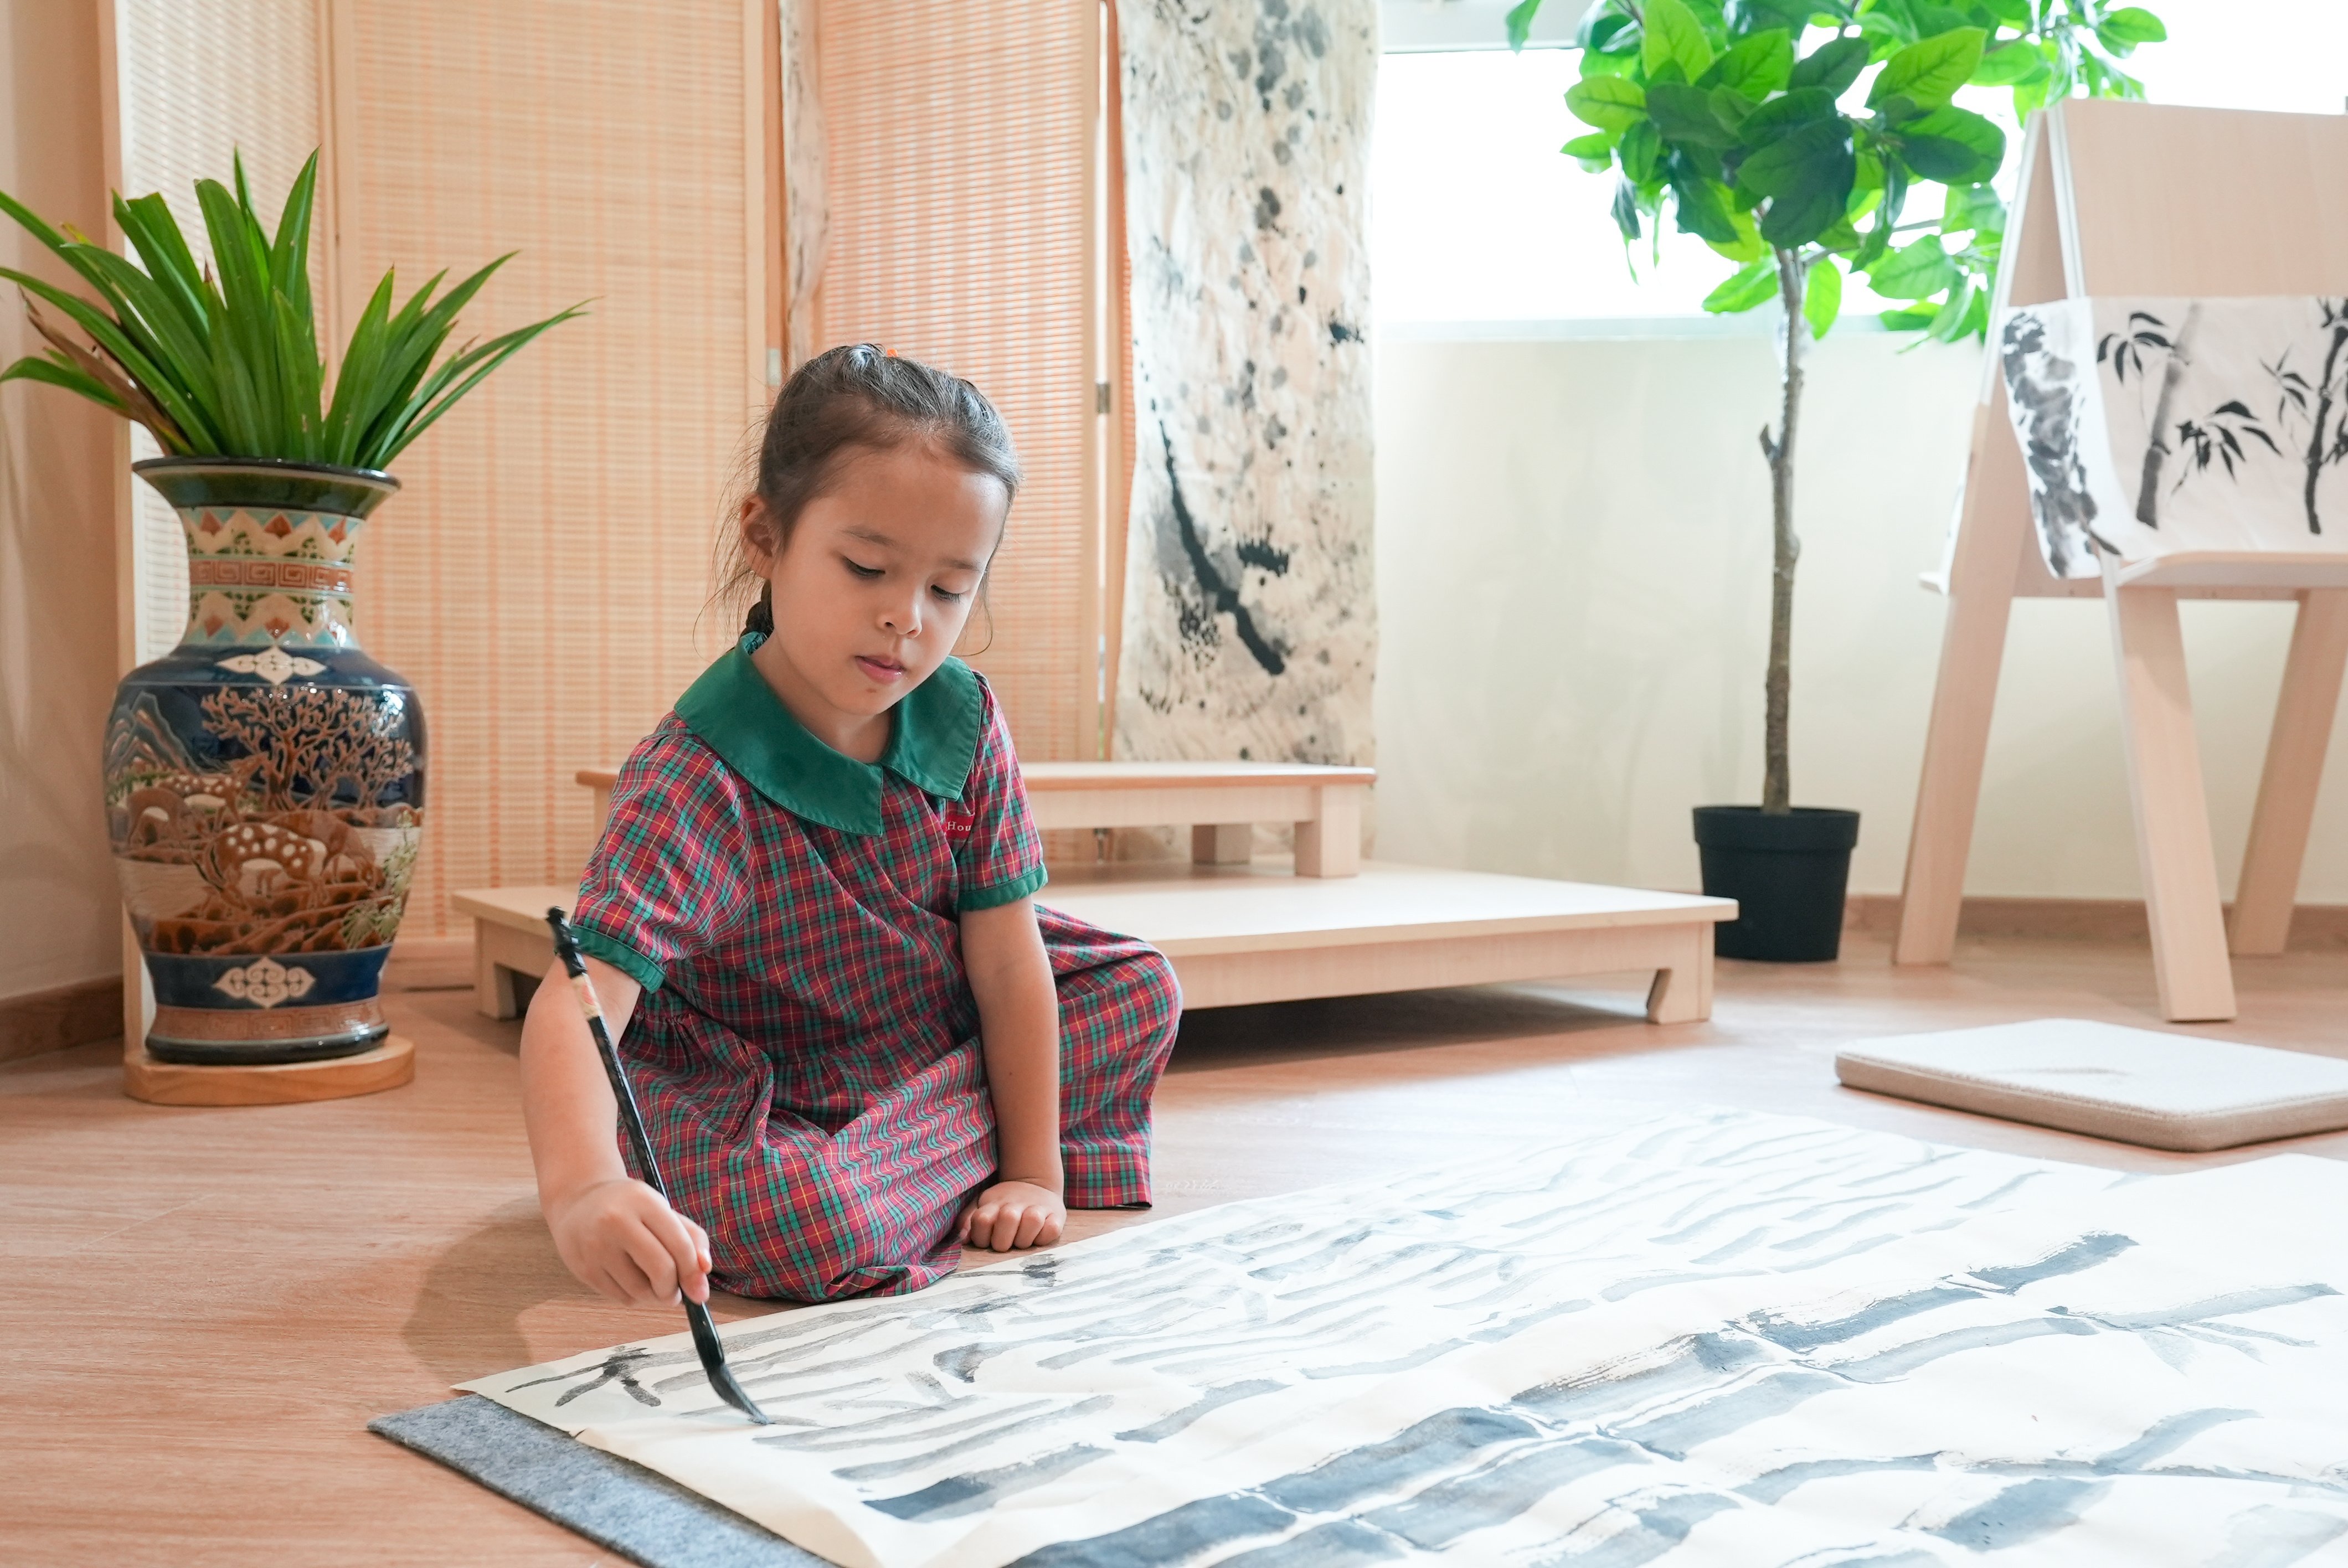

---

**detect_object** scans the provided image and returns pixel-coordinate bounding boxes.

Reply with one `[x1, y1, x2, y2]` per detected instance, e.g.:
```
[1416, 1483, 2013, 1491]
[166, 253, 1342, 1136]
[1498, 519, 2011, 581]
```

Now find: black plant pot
[1693, 806, 1861, 963]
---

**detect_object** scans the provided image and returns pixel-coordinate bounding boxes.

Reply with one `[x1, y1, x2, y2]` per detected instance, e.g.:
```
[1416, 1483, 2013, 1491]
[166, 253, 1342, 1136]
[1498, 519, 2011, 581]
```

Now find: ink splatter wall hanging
[1113, 0, 1378, 774]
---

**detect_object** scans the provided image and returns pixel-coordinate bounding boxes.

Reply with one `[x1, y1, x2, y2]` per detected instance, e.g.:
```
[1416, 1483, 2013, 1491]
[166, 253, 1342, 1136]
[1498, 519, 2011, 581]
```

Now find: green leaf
[1641, 0, 1714, 84]
[1708, 85, 1758, 132]
[1805, 255, 1843, 340]
[1735, 87, 1840, 150]
[0, 147, 576, 466]
[1620, 120, 1663, 183]
[196, 176, 284, 448]
[1577, 2, 1633, 50]
[1971, 39, 2048, 86]
[1505, 0, 1544, 51]
[1670, 169, 1742, 245]
[1703, 256, 1779, 314]
[1611, 174, 1644, 241]
[1566, 74, 1648, 133]
[1928, 275, 1981, 342]
[1813, 215, 1864, 253]
[1737, 117, 1853, 200]
[1647, 82, 1737, 146]
[2098, 6, 2166, 48]
[1940, 182, 2005, 236]
[1868, 28, 1985, 110]
[1744, 119, 1857, 247]
[364, 302, 586, 468]
[1705, 204, 1768, 262]
[1856, 160, 1908, 268]
[1703, 28, 1793, 98]
[1563, 131, 1615, 171]
[1879, 305, 1940, 331]
[0, 264, 219, 448]
[1788, 35, 1870, 96]
[1893, 105, 2005, 184]
[1759, 182, 1850, 248]
[267, 151, 320, 333]
[1, 352, 128, 410]
[1866, 236, 1960, 298]
[1728, 0, 1821, 30]
[322, 272, 397, 465]
[52, 243, 220, 430]
[114, 192, 217, 338]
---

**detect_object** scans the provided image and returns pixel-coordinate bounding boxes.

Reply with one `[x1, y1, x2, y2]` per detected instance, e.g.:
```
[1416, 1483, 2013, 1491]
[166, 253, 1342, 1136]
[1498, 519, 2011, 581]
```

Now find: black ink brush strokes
[1162, 424, 1286, 675]
[2267, 299, 2348, 535]
[2007, 311, 2107, 571]
[864, 1443, 1111, 1523]
[507, 1345, 676, 1409]
[2101, 306, 2281, 528]
[1003, 1225, 2339, 1567]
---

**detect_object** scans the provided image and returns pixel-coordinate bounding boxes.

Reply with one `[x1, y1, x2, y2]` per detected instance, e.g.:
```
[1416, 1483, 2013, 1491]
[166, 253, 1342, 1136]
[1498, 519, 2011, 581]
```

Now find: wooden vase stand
[122, 1033, 416, 1106]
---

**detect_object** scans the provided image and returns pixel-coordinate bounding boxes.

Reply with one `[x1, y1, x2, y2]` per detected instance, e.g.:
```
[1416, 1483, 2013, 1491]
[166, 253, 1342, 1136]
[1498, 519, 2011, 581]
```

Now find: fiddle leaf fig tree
[1510, 0, 2166, 813]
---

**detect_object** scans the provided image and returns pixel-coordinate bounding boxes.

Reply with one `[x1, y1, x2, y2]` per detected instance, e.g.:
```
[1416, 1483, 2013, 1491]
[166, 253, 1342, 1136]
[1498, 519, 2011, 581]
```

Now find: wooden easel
[1895, 100, 2348, 1023]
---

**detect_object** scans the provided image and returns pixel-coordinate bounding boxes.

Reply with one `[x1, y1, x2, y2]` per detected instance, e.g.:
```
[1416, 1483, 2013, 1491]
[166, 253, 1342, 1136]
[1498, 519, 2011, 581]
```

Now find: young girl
[519, 344, 1181, 1307]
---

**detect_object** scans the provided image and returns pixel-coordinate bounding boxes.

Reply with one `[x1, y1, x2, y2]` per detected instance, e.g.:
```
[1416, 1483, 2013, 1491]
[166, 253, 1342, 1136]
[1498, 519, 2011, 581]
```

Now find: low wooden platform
[454, 862, 1733, 1024]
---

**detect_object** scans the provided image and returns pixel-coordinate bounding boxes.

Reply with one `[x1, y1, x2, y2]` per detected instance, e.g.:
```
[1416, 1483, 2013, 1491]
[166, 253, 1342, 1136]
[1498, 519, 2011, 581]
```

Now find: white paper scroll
[454, 1109, 2348, 1566]
[1999, 295, 2348, 578]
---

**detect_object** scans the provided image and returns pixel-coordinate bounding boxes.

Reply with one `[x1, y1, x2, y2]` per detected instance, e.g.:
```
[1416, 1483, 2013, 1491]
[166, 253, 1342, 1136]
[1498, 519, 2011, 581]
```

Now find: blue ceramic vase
[106, 458, 426, 1064]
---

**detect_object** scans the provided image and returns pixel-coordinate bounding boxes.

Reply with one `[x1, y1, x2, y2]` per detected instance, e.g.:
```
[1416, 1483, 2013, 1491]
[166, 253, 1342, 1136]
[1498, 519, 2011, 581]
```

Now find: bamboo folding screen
[104, 0, 773, 950]
[328, 0, 770, 937]
[101, 0, 1122, 977]
[809, 0, 1110, 765]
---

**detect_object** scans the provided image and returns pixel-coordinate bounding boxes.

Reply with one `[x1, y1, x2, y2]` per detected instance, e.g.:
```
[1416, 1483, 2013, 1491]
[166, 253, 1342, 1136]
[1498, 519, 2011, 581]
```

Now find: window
[1371, 0, 2348, 332]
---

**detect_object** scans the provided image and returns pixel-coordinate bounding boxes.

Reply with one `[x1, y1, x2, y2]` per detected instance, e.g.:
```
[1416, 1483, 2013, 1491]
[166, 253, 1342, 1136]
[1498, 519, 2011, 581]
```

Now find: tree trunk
[1759, 247, 1804, 816]
[2303, 321, 2347, 536]
[2134, 301, 2202, 528]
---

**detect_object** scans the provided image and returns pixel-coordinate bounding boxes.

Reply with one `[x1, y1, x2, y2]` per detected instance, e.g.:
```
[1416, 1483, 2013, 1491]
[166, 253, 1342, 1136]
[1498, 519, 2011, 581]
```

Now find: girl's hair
[722, 343, 1022, 636]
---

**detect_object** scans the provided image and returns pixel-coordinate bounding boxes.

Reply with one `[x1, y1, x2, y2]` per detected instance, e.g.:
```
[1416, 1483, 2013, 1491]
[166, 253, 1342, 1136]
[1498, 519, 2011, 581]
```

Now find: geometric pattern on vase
[107, 458, 426, 1064]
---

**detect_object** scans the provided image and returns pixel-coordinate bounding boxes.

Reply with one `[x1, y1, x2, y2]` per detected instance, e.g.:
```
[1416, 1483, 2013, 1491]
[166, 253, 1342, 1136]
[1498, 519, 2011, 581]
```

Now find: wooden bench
[454, 862, 1731, 1025]
[457, 760, 1733, 1024]
[574, 760, 1377, 876]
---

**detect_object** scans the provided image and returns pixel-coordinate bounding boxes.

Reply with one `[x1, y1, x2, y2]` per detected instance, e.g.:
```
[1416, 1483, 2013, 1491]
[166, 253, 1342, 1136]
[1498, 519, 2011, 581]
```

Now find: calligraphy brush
[544, 907, 771, 1426]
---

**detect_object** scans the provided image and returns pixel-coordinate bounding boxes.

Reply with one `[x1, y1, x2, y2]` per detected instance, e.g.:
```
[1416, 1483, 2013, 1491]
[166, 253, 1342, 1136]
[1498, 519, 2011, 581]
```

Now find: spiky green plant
[0, 149, 583, 471]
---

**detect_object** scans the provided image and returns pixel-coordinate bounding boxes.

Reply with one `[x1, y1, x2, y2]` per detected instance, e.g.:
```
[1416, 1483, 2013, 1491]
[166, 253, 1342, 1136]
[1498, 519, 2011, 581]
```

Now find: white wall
[1373, 331, 2348, 902]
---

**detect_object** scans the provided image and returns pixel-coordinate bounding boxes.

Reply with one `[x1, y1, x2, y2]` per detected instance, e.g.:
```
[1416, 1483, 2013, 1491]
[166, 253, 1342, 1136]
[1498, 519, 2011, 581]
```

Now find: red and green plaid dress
[569, 636, 1180, 1303]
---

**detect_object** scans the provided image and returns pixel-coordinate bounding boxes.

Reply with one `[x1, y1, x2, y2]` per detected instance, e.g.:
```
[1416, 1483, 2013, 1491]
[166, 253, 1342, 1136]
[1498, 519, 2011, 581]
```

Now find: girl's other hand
[959, 1179, 1066, 1252]
[547, 1176, 714, 1307]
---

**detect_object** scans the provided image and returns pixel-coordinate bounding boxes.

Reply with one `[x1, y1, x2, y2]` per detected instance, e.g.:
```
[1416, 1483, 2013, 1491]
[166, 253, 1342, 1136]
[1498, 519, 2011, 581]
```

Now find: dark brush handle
[543, 909, 769, 1425]
[544, 909, 671, 1204]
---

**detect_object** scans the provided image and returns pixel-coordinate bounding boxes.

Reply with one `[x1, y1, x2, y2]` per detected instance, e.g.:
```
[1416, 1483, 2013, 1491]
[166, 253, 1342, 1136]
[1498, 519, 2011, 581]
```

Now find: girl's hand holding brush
[519, 949, 710, 1308]
[545, 1174, 713, 1308]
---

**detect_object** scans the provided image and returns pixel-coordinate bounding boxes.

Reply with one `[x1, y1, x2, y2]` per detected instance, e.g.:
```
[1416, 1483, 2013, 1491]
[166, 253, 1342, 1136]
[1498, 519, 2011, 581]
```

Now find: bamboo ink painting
[1999, 295, 2348, 577]
[458, 1108, 2348, 1566]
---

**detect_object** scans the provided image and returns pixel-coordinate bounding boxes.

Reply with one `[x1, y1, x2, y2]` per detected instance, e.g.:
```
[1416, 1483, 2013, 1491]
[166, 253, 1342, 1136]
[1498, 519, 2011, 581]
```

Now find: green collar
[673, 635, 984, 834]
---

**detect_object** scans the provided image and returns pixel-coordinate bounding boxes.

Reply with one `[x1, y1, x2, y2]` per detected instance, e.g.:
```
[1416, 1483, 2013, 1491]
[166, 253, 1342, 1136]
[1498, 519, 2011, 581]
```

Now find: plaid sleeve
[569, 721, 752, 992]
[955, 679, 1048, 913]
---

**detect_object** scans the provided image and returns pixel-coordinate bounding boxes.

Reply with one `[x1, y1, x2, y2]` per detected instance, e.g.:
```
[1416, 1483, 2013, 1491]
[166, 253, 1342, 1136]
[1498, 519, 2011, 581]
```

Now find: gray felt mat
[370, 1395, 828, 1568]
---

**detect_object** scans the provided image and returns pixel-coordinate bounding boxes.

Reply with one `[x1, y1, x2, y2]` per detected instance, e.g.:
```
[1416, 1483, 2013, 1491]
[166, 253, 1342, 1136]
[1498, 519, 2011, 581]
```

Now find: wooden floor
[8, 931, 2347, 1563]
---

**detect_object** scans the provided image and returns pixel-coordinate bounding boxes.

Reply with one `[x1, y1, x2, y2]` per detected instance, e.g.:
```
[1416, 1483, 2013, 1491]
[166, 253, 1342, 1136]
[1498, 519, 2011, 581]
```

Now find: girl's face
[746, 439, 1009, 745]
